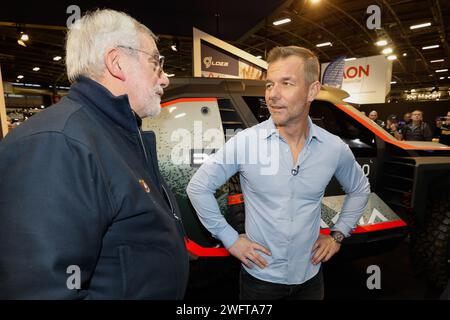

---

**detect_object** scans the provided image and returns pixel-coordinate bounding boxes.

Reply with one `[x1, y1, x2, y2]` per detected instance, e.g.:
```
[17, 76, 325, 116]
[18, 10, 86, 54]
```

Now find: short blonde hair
[66, 9, 156, 82]
[267, 46, 320, 87]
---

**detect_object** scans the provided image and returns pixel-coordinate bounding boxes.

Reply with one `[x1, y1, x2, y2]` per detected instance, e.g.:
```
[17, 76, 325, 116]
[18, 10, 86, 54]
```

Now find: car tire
[410, 189, 450, 289]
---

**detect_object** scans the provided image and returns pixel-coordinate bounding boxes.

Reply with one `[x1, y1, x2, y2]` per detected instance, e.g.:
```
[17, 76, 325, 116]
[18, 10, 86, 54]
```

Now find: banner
[321, 55, 392, 104]
[193, 28, 267, 80]
[322, 56, 345, 88]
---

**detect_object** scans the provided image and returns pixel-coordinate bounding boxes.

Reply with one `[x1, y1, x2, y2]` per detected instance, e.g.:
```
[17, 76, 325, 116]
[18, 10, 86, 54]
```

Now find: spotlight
[17, 27, 29, 47]
[17, 39, 27, 47]
[170, 38, 179, 52]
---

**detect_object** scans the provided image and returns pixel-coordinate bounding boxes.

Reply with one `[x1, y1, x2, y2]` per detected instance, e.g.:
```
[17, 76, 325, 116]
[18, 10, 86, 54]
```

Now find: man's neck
[278, 117, 310, 146]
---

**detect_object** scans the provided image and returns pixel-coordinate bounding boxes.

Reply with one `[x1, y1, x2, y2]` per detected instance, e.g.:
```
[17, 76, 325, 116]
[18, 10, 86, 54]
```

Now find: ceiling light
[165, 73, 175, 77]
[422, 45, 439, 50]
[273, 18, 291, 26]
[53, 56, 62, 61]
[439, 77, 445, 80]
[375, 40, 387, 46]
[32, 67, 40, 71]
[387, 55, 397, 61]
[435, 69, 448, 73]
[17, 75, 24, 79]
[390, 81, 397, 84]
[20, 33, 29, 41]
[345, 57, 356, 61]
[411, 89, 416, 92]
[403, 53, 407, 57]
[316, 42, 332, 47]
[255, 55, 262, 59]
[17, 39, 27, 47]
[382, 47, 393, 54]
[170, 38, 179, 52]
[430, 59, 444, 63]
[410, 22, 431, 30]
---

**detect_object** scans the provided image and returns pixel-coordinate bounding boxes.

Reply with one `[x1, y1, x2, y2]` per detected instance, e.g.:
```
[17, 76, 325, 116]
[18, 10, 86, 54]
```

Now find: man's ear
[104, 48, 126, 81]
[307, 80, 321, 103]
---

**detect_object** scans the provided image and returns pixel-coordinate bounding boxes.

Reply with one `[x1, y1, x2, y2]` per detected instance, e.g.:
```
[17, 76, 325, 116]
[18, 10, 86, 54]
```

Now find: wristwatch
[330, 231, 345, 244]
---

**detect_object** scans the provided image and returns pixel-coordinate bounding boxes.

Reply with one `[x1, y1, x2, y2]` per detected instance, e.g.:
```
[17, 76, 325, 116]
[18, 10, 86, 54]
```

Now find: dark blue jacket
[0, 77, 189, 299]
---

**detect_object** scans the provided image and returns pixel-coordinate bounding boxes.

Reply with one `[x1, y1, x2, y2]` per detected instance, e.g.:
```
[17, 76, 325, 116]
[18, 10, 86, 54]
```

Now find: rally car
[142, 77, 450, 289]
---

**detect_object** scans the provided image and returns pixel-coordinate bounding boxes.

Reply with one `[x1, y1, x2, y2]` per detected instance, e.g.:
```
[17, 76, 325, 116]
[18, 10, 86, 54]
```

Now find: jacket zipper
[135, 121, 187, 239]
[136, 129, 149, 164]
[161, 184, 188, 239]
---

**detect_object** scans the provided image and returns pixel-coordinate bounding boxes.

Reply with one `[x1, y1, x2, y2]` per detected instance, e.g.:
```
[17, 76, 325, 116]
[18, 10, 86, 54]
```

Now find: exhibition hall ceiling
[0, 0, 449, 92]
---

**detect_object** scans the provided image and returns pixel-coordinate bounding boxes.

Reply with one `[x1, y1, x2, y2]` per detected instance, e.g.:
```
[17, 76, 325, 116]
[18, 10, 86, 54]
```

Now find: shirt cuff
[216, 224, 240, 249]
[331, 223, 353, 237]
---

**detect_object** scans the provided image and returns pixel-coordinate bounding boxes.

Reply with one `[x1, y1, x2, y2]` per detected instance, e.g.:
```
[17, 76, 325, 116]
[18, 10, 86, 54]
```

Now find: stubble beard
[141, 86, 163, 118]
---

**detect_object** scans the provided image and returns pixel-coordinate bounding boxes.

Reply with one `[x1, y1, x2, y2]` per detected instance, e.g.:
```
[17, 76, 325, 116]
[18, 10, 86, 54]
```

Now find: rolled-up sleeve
[332, 142, 371, 236]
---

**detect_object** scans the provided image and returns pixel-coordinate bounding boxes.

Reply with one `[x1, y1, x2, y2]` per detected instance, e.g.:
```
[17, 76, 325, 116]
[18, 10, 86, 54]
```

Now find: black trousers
[239, 267, 324, 300]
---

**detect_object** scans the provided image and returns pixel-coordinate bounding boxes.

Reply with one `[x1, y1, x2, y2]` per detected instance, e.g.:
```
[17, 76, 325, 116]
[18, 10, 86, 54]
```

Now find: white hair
[66, 9, 156, 82]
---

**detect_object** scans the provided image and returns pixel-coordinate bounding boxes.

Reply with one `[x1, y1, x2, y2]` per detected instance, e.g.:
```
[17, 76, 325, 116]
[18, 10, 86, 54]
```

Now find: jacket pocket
[118, 244, 180, 299]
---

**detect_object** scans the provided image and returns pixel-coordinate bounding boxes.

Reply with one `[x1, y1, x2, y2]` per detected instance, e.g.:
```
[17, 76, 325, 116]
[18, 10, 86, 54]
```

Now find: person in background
[52, 95, 61, 104]
[403, 112, 412, 125]
[433, 115, 444, 139]
[437, 111, 450, 146]
[399, 112, 411, 131]
[0, 9, 189, 299]
[368, 110, 385, 128]
[385, 114, 403, 140]
[402, 110, 432, 141]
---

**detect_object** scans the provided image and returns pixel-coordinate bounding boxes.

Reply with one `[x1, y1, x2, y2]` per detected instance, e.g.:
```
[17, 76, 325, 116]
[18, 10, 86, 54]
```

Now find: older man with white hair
[0, 9, 189, 299]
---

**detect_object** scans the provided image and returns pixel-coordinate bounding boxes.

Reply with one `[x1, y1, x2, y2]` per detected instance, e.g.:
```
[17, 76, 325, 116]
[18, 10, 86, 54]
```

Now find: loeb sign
[321, 55, 393, 104]
[193, 27, 267, 80]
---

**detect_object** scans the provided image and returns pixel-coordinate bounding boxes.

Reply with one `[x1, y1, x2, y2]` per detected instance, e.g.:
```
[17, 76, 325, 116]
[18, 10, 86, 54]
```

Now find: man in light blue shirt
[187, 46, 370, 300]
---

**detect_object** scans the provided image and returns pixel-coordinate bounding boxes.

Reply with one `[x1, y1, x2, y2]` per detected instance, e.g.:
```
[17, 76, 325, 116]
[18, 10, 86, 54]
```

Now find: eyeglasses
[117, 45, 165, 77]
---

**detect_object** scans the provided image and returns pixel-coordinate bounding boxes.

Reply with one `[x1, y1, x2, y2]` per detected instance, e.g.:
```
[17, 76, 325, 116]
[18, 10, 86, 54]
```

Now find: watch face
[331, 232, 344, 243]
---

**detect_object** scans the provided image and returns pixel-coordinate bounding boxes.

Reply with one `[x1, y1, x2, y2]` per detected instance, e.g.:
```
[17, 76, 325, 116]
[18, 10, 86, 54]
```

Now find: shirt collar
[260, 116, 323, 143]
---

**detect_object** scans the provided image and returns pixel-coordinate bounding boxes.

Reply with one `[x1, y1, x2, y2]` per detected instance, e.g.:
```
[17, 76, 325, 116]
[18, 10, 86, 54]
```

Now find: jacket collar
[68, 76, 140, 133]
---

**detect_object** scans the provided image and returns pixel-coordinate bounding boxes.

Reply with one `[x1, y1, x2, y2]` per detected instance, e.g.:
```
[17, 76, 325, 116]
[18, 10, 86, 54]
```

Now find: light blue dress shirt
[187, 117, 370, 284]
